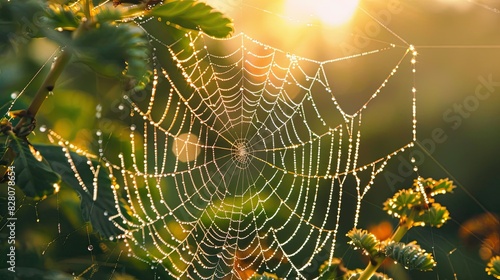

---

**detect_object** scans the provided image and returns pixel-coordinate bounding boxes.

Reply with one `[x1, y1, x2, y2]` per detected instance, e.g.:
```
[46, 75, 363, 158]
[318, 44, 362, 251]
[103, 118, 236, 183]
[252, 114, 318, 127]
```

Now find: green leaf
[0, 0, 47, 53]
[94, 5, 124, 23]
[414, 203, 450, 228]
[383, 189, 421, 219]
[149, 0, 233, 38]
[416, 178, 455, 197]
[486, 256, 500, 279]
[34, 144, 128, 239]
[42, 3, 83, 32]
[385, 241, 436, 271]
[71, 21, 150, 80]
[10, 138, 61, 199]
[0, 136, 15, 179]
[347, 229, 381, 258]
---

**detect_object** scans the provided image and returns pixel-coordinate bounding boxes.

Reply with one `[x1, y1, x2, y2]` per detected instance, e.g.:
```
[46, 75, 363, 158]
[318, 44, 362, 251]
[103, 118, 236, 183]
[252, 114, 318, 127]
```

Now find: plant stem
[358, 260, 383, 280]
[10, 47, 71, 140]
[390, 221, 411, 243]
[358, 214, 415, 280]
[27, 49, 72, 118]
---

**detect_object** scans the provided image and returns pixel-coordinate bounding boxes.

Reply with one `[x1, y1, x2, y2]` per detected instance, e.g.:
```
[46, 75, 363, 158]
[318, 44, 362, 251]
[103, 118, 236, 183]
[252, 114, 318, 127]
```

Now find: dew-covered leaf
[414, 203, 450, 228]
[347, 228, 381, 258]
[385, 241, 436, 271]
[10, 138, 61, 199]
[34, 144, 128, 239]
[149, 0, 233, 38]
[70, 22, 150, 80]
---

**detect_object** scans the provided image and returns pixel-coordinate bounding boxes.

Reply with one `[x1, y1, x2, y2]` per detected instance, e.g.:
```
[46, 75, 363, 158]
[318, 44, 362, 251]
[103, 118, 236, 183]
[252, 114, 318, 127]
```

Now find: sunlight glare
[284, 0, 359, 26]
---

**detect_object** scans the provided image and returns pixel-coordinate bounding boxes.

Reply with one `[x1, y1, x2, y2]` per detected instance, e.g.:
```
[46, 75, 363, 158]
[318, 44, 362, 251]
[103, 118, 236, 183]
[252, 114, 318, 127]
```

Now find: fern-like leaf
[416, 177, 455, 197]
[347, 229, 381, 257]
[383, 189, 421, 218]
[385, 241, 436, 271]
[414, 203, 450, 228]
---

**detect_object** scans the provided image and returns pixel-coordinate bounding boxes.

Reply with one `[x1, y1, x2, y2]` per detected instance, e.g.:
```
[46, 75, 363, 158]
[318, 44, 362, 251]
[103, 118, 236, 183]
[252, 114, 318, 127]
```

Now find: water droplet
[410, 157, 416, 163]
[39, 125, 47, 133]
[103, 210, 108, 216]
[10, 92, 18, 99]
[88, 245, 93, 251]
[36, 218, 40, 223]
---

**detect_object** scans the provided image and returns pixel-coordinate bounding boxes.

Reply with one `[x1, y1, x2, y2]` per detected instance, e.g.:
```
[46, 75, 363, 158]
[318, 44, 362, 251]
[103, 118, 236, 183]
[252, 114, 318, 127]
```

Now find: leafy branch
[351, 178, 454, 280]
[249, 178, 455, 280]
[1, 0, 233, 194]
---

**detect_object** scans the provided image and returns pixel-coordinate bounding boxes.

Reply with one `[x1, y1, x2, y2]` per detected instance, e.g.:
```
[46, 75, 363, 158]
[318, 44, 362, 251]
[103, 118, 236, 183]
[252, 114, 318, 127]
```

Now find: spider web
[54, 24, 415, 278]
[3, 0, 499, 278]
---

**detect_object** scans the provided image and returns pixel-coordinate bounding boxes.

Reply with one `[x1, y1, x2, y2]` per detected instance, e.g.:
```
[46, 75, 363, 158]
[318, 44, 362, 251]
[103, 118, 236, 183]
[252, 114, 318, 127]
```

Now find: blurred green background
[1, 0, 500, 279]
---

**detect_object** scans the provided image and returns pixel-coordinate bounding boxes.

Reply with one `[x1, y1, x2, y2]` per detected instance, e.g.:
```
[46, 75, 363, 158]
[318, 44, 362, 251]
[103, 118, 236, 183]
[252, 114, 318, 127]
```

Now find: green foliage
[385, 241, 436, 271]
[149, 0, 233, 38]
[34, 144, 130, 238]
[327, 178, 452, 280]
[73, 21, 150, 79]
[0, 0, 232, 278]
[419, 177, 455, 197]
[347, 229, 381, 258]
[8, 136, 61, 199]
[1, 0, 234, 204]
[487, 256, 500, 279]
[0, 0, 46, 53]
[3, 0, 233, 83]
[42, 3, 83, 31]
[413, 202, 450, 228]
[42, 4, 150, 80]
[383, 178, 453, 228]
[318, 258, 390, 280]
[383, 188, 420, 219]
[109, 174, 453, 279]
